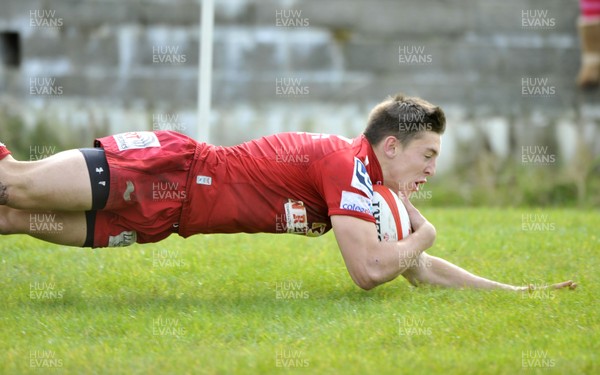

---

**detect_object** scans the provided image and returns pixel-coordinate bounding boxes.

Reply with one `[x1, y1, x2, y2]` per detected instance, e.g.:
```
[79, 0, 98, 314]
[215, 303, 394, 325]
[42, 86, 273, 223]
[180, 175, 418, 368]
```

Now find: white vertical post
[198, 0, 214, 142]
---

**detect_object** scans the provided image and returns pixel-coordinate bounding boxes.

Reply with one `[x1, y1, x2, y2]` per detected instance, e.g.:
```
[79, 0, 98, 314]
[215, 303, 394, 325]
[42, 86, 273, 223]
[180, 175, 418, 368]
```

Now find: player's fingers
[551, 280, 574, 289]
[399, 192, 418, 213]
[402, 197, 425, 223]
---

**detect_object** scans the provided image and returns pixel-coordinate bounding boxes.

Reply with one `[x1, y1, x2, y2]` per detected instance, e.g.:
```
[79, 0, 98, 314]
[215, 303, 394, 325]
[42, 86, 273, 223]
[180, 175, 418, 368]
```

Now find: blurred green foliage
[420, 153, 600, 208]
[1, 111, 598, 207]
[0, 110, 109, 161]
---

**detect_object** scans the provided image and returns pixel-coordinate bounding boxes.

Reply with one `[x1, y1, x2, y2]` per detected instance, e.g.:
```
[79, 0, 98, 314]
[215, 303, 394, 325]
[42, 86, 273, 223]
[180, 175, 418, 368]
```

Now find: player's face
[385, 131, 441, 196]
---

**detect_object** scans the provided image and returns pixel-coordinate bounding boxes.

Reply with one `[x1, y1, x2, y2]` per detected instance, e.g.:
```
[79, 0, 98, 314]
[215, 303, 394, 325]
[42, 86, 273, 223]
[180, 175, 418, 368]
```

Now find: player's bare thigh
[0, 206, 87, 247]
[0, 150, 92, 211]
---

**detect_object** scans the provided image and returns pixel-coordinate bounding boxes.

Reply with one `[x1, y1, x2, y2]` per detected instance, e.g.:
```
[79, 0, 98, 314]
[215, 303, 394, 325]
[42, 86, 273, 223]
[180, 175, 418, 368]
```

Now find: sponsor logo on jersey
[113, 132, 161, 151]
[108, 230, 137, 247]
[351, 157, 373, 198]
[339, 190, 372, 214]
[284, 199, 308, 234]
[123, 180, 135, 202]
[196, 175, 212, 185]
[307, 222, 327, 237]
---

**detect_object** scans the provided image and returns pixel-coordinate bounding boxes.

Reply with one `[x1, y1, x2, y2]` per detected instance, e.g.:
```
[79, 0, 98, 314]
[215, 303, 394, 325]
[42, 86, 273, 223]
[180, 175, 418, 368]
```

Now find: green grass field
[1, 208, 598, 374]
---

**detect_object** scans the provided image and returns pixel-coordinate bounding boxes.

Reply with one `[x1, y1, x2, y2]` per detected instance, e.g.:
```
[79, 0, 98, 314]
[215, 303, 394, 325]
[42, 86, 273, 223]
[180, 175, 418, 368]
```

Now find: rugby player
[0, 94, 576, 291]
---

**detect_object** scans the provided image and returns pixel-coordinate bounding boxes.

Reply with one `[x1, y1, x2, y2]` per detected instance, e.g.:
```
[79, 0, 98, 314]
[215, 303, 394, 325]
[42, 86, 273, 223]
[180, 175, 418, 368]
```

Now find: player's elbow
[349, 264, 386, 291]
[352, 275, 378, 291]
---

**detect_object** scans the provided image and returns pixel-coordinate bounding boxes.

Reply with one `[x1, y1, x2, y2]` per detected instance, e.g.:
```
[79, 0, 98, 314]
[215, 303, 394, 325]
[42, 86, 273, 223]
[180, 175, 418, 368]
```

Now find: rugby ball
[372, 185, 411, 241]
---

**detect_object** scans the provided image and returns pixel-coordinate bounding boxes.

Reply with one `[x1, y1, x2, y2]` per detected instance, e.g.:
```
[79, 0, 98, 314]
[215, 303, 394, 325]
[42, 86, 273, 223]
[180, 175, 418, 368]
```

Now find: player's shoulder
[289, 132, 359, 157]
[270, 132, 355, 146]
[248, 132, 358, 162]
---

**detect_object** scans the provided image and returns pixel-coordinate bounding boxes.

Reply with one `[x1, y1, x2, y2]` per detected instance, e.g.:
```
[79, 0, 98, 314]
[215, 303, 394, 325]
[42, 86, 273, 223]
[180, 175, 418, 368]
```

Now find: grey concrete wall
[0, 0, 585, 104]
[0, 0, 599, 174]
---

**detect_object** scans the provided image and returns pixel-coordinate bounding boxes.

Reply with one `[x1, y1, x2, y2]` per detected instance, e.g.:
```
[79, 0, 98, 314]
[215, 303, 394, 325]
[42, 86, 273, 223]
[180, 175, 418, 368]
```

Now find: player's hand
[515, 280, 578, 291]
[399, 192, 428, 231]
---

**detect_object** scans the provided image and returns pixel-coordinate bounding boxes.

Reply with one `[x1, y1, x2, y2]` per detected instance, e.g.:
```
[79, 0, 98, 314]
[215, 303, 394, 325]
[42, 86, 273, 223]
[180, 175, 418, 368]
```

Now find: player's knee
[0, 213, 8, 234]
[1, 181, 36, 210]
[0, 182, 7, 206]
[0, 164, 33, 208]
[0, 207, 20, 235]
[0, 163, 14, 206]
[1, 171, 59, 211]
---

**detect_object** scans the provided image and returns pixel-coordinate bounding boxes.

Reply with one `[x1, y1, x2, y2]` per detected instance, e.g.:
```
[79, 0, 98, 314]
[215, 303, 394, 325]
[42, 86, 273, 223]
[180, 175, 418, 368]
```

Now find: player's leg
[0, 205, 89, 247]
[0, 148, 109, 212]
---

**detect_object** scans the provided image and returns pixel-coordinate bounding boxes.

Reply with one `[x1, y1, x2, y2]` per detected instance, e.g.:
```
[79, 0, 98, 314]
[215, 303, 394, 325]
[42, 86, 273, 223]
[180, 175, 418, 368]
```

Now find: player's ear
[381, 136, 400, 159]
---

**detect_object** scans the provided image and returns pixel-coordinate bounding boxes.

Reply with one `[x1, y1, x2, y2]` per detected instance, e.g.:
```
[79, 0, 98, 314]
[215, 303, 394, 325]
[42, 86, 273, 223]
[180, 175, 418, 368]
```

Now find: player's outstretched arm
[398, 195, 577, 291]
[401, 252, 577, 291]
[331, 213, 436, 291]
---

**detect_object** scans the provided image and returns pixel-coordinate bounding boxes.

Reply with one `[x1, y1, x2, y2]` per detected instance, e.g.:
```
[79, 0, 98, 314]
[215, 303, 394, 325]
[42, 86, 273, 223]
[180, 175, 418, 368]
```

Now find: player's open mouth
[413, 179, 427, 191]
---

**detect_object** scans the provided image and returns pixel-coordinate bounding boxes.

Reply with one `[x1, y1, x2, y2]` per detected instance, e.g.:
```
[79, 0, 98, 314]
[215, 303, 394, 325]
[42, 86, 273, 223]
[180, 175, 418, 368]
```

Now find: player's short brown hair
[363, 93, 446, 147]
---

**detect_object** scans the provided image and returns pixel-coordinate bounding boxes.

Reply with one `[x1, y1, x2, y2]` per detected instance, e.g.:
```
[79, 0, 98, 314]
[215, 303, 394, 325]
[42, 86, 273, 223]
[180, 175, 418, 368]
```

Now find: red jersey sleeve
[316, 152, 375, 223]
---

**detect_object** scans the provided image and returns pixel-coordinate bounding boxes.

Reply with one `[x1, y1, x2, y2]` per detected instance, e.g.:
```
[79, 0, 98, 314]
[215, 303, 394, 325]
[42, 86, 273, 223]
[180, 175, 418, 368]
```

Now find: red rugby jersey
[178, 132, 383, 237]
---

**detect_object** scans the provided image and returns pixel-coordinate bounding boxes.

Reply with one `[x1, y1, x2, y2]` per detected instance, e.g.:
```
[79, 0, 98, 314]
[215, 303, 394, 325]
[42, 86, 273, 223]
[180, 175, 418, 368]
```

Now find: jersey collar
[354, 135, 384, 186]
